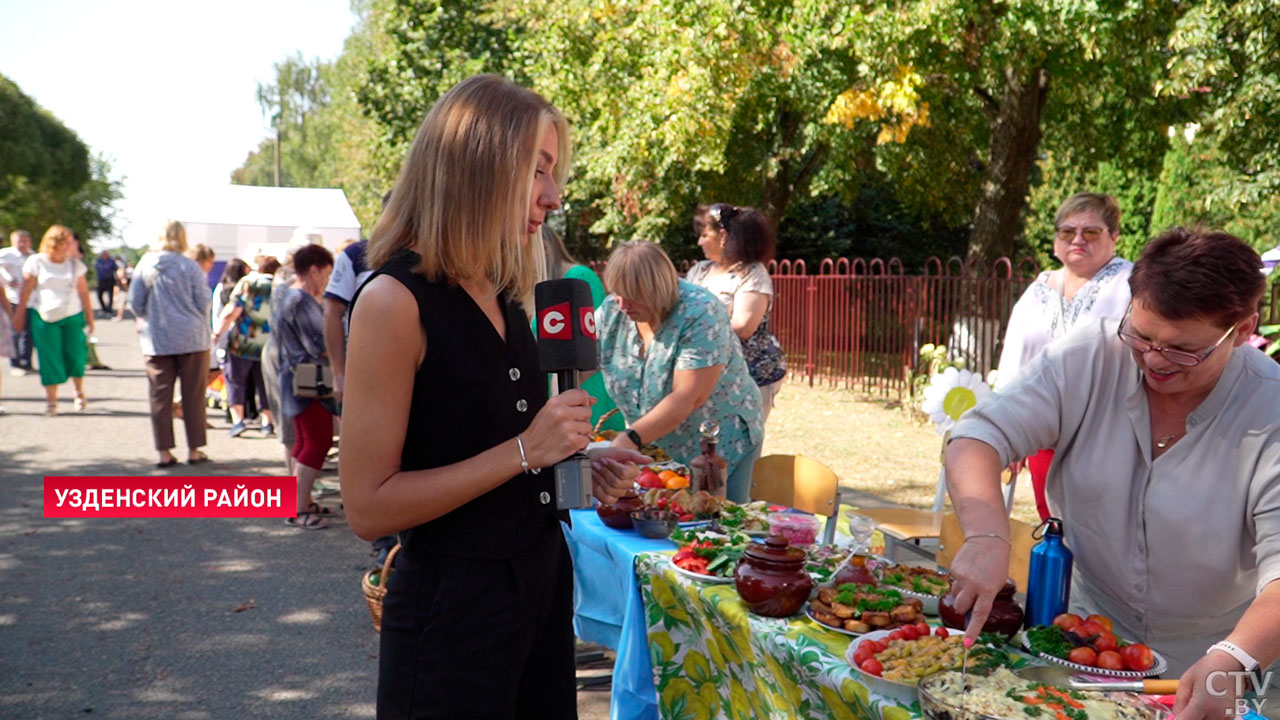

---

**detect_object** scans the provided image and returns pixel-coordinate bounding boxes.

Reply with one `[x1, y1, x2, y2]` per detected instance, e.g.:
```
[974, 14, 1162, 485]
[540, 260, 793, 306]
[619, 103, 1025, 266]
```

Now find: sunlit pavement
[0, 312, 615, 719]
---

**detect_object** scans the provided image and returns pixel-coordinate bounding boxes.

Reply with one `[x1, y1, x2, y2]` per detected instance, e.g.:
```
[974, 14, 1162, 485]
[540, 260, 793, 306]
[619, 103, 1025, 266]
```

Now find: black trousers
[97, 284, 114, 314]
[377, 521, 577, 720]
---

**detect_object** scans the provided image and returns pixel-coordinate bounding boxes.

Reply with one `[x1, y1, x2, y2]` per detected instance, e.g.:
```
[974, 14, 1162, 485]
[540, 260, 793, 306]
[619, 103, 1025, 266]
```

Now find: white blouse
[22, 254, 86, 323]
[994, 256, 1132, 391]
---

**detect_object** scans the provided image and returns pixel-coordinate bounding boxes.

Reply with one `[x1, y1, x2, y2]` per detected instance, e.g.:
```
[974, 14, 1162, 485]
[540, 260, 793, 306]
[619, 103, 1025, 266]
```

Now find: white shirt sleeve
[324, 251, 356, 304]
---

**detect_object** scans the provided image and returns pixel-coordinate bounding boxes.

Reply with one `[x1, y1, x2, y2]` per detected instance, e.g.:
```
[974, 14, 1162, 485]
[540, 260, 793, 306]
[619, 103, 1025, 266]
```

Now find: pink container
[766, 512, 821, 546]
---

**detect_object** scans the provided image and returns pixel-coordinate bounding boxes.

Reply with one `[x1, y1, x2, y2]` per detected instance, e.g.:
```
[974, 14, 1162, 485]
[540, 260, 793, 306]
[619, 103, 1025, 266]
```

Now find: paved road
[0, 311, 611, 719]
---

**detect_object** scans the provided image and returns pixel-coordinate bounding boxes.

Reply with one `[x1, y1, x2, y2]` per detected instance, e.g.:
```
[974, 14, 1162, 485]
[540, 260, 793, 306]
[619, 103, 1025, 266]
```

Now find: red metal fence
[590, 257, 1280, 401]
[766, 257, 1041, 399]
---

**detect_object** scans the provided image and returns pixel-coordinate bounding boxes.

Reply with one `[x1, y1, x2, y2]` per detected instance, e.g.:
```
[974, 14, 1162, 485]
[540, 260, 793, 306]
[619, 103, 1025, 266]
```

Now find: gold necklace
[1155, 434, 1180, 449]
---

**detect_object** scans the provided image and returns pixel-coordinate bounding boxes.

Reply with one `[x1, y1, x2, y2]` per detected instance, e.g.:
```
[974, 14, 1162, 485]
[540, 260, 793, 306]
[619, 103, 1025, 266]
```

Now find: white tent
[1262, 245, 1280, 276]
[171, 185, 361, 263]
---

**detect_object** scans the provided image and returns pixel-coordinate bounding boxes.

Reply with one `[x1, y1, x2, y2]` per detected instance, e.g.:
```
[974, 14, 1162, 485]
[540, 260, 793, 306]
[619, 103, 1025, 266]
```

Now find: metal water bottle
[1024, 517, 1073, 628]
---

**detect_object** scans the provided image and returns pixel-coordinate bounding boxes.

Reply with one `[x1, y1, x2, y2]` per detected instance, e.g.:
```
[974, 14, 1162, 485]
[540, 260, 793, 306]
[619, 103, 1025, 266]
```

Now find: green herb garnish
[1026, 625, 1076, 659]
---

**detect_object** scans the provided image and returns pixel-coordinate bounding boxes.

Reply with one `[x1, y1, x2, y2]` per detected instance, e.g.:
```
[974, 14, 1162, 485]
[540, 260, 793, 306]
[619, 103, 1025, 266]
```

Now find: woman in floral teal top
[598, 241, 764, 502]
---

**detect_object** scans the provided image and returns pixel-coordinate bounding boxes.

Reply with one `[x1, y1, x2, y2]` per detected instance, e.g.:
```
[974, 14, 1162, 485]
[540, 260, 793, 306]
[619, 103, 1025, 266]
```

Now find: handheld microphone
[535, 278, 599, 510]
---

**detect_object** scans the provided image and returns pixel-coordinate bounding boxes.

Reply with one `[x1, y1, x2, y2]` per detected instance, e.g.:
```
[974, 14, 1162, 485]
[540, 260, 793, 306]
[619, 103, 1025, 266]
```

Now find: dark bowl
[630, 510, 678, 539]
[597, 494, 643, 529]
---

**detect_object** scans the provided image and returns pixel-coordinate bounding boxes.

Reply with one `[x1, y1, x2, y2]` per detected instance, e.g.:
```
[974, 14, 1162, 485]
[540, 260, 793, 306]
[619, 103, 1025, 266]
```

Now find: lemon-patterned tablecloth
[636, 552, 914, 720]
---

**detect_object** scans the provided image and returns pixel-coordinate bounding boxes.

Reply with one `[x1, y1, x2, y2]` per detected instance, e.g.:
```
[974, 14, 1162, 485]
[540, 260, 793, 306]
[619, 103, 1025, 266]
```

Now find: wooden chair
[750, 454, 842, 544]
[935, 513, 1038, 594]
[857, 461, 1019, 561]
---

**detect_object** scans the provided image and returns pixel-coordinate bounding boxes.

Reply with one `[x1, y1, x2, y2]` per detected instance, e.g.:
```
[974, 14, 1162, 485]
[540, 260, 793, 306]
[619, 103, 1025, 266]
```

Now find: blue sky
[0, 0, 358, 246]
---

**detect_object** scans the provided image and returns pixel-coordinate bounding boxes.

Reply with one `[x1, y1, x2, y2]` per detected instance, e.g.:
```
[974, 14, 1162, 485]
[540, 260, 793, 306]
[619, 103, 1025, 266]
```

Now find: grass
[761, 379, 1043, 527]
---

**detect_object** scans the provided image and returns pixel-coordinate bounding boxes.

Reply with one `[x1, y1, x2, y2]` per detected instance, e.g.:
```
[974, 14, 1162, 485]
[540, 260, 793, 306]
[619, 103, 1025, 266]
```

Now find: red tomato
[1086, 614, 1115, 632]
[888, 630, 904, 642]
[1097, 650, 1125, 671]
[1093, 630, 1119, 653]
[858, 640, 878, 655]
[1067, 647, 1098, 667]
[915, 621, 931, 636]
[859, 658, 883, 676]
[872, 640, 889, 653]
[853, 646, 874, 666]
[638, 470, 664, 489]
[900, 625, 920, 641]
[1074, 621, 1105, 639]
[679, 513, 695, 522]
[1121, 644, 1155, 672]
[934, 626, 950, 639]
[1053, 613, 1084, 632]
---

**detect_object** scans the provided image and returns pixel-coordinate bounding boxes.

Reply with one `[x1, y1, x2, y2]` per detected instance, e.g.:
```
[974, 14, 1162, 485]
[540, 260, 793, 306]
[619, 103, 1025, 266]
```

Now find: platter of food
[1020, 617, 1165, 678]
[667, 527, 748, 583]
[639, 488, 724, 525]
[917, 667, 1171, 720]
[873, 563, 951, 615]
[713, 500, 772, 535]
[844, 627, 1026, 707]
[806, 583, 928, 635]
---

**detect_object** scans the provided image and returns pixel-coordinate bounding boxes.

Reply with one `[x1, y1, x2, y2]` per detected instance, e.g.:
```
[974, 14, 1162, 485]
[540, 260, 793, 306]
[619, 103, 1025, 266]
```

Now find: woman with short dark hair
[276, 243, 337, 528]
[687, 203, 786, 421]
[945, 227, 1280, 718]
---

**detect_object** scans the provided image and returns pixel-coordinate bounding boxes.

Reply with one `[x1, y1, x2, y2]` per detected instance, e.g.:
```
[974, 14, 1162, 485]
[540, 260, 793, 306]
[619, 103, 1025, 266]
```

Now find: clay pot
[734, 536, 815, 618]
[596, 493, 643, 530]
[939, 578, 1025, 637]
[832, 555, 878, 587]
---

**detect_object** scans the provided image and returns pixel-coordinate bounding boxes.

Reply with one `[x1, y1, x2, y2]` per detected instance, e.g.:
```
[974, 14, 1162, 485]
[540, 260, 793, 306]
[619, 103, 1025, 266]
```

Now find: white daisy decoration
[920, 366, 991, 436]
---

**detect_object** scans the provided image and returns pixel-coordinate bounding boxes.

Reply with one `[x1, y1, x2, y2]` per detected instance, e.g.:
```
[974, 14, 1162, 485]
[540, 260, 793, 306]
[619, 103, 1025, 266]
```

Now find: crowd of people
[2, 71, 1277, 720]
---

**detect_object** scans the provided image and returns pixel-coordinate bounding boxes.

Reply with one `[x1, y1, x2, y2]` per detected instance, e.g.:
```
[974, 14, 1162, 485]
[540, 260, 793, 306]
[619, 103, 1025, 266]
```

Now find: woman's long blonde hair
[367, 74, 572, 301]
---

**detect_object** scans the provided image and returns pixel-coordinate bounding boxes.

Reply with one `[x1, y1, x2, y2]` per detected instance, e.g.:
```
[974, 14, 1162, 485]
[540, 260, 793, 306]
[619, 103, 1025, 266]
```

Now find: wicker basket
[361, 544, 401, 632]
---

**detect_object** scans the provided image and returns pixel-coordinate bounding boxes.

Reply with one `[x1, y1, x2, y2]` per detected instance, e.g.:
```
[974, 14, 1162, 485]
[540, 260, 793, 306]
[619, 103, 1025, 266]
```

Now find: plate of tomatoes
[1021, 613, 1165, 678]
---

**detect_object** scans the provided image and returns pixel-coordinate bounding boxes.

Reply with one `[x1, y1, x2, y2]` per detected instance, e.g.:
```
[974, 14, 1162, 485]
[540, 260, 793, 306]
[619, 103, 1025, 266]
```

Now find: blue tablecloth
[564, 509, 673, 720]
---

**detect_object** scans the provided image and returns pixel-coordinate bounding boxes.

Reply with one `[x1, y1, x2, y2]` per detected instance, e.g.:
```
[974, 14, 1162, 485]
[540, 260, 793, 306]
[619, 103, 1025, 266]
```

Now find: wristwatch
[1208, 640, 1260, 672]
[624, 427, 643, 448]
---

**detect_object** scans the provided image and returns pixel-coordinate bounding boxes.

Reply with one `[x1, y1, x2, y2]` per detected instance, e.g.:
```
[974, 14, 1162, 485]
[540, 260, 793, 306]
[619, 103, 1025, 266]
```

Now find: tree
[1164, 0, 1280, 212]
[358, 0, 520, 157]
[252, 53, 330, 187]
[0, 74, 121, 243]
[504, 0, 876, 249]
[851, 0, 1187, 263]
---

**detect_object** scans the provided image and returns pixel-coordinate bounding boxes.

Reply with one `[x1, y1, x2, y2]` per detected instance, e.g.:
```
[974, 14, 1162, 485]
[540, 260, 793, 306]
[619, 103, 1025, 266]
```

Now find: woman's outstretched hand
[588, 447, 650, 503]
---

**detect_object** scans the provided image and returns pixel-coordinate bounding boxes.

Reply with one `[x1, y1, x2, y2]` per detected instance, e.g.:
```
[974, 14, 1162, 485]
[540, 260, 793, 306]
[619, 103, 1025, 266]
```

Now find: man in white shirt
[0, 230, 34, 374]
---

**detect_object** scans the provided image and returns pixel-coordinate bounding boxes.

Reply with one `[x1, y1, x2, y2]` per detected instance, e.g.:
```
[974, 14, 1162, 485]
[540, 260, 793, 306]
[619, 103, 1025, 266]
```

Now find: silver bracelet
[965, 532, 1011, 546]
[515, 435, 539, 474]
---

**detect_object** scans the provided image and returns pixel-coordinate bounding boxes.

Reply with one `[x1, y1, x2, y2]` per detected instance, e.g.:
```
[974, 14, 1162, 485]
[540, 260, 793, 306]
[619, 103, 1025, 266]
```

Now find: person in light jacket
[130, 220, 213, 467]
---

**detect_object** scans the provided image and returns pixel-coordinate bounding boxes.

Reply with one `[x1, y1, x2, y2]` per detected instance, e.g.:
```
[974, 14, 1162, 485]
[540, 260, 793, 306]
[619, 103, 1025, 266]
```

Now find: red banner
[44, 476, 298, 518]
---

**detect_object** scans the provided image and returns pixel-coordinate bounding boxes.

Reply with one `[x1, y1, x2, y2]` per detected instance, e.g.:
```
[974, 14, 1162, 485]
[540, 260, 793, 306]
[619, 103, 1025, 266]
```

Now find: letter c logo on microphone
[579, 307, 597, 339]
[539, 302, 571, 340]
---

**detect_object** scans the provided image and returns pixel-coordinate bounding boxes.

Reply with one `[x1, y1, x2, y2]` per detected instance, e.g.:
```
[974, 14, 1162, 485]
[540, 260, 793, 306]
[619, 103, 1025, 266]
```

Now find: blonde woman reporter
[13, 225, 94, 415]
[130, 221, 212, 466]
[339, 74, 642, 719]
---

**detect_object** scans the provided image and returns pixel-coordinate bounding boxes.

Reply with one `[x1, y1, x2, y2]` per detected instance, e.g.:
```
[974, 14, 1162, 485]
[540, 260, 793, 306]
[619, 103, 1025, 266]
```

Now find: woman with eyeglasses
[945, 228, 1280, 720]
[687, 204, 787, 423]
[994, 192, 1133, 520]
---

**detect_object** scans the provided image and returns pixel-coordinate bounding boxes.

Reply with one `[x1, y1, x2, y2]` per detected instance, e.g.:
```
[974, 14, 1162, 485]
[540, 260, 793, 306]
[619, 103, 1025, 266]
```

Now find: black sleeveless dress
[356, 250, 577, 720]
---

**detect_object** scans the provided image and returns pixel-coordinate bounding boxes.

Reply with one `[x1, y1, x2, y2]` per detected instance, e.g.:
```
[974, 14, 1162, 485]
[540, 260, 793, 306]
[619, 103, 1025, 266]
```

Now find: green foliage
[1163, 0, 1280, 211]
[0, 74, 121, 243]
[230, 1, 395, 232]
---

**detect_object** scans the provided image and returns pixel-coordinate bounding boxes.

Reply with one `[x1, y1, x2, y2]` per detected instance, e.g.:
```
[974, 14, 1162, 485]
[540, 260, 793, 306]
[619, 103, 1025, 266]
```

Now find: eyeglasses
[707, 204, 738, 227]
[1116, 307, 1236, 367]
[1056, 225, 1107, 243]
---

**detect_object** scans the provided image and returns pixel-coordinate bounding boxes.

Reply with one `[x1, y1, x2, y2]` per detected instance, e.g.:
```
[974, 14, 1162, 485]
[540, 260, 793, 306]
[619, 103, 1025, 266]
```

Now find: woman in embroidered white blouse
[995, 192, 1133, 519]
